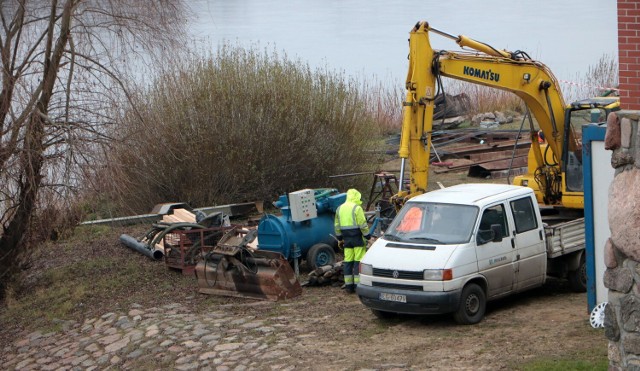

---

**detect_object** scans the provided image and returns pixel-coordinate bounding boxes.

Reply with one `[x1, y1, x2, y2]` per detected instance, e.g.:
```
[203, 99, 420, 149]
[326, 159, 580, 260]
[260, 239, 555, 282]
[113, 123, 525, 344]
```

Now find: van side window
[479, 204, 508, 239]
[510, 197, 538, 233]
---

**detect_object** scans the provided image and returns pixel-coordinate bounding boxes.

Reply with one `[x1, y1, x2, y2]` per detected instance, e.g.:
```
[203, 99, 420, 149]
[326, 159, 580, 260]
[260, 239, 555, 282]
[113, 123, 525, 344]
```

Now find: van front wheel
[453, 283, 486, 325]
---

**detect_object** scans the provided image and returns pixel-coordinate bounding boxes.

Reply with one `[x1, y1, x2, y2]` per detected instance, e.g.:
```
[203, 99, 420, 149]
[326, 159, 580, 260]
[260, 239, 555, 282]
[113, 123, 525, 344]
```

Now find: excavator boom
[395, 21, 616, 209]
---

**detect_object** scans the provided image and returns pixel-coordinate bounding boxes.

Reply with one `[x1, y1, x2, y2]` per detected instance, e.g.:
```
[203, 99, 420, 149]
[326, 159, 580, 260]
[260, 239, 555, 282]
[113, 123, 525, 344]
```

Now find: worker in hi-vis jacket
[334, 189, 371, 293]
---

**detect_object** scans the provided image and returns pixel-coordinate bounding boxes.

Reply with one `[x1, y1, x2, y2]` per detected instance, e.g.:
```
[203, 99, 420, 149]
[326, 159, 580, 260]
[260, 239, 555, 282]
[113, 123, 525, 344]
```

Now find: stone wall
[603, 110, 640, 370]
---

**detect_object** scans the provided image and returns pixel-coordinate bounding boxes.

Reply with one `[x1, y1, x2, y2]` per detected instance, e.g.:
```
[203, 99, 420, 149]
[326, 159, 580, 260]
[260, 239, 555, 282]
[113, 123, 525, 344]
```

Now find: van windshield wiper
[383, 234, 402, 241]
[408, 237, 442, 244]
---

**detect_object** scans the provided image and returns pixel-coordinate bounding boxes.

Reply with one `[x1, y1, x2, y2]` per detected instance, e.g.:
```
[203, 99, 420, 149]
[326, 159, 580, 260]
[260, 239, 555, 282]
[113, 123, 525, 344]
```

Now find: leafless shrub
[370, 83, 403, 134]
[96, 45, 381, 213]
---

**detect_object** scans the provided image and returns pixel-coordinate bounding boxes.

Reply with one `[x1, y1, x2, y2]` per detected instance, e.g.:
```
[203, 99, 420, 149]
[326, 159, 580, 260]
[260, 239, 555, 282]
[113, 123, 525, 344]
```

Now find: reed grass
[560, 53, 618, 103]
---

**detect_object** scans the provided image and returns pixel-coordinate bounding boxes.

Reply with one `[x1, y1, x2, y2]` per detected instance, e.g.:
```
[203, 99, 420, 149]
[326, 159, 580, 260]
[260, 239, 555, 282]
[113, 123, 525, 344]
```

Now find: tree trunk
[0, 0, 74, 299]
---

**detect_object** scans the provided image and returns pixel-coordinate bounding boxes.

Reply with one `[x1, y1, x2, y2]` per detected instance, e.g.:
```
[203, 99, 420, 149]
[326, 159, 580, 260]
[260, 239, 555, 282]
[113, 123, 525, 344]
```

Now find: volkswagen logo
[392, 270, 399, 278]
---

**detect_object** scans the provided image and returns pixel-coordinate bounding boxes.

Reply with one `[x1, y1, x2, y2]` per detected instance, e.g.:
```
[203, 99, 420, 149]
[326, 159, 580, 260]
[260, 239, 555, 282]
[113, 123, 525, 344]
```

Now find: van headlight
[423, 269, 453, 281]
[360, 263, 373, 276]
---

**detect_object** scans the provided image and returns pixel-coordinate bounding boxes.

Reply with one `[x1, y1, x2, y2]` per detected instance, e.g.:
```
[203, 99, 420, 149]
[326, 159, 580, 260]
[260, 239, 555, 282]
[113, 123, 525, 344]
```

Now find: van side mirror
[476, 224, 504, 245]
[490, 224, 503, 242]
[477, 229, 493, 245]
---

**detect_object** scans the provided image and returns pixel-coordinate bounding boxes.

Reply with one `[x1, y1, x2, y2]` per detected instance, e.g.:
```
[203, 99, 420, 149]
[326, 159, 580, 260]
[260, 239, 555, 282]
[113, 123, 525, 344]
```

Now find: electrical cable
[543, 144, 558, 167]
[478, 40, 508, 58]
[511, 50, 533, 61]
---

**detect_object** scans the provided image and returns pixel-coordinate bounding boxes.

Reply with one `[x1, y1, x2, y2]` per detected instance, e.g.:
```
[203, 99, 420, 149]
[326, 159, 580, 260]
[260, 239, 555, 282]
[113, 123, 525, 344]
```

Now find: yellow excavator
[394, 21, 619, 211]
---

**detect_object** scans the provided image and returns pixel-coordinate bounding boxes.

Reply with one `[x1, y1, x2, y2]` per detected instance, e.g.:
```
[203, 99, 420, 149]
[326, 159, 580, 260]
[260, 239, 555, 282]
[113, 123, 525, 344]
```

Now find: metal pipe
[428, 26, 458, 41]
[429, 23, 512, 59]
[151, 246, 165, 260]
[456, 35, 512, 58]
[542, 83, 560, 136]
[398, 158, 406, 192]
[120, 234, 162, 260]
[508, 108, 530, 184]
[328, 171, 375, 179]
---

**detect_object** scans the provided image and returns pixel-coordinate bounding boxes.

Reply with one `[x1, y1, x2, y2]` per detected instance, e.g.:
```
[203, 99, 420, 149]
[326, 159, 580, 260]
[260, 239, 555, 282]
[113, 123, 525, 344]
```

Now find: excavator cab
[563, 98, 619, 194]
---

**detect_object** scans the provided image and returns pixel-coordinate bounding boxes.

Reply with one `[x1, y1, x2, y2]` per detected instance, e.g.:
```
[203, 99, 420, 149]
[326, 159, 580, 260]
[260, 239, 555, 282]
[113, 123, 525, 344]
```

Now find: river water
[189, 0, 617, 92]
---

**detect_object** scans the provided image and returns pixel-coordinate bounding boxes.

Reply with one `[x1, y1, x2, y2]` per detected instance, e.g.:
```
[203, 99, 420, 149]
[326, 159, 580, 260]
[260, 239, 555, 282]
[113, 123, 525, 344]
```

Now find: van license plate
[379, 293, 406, 303]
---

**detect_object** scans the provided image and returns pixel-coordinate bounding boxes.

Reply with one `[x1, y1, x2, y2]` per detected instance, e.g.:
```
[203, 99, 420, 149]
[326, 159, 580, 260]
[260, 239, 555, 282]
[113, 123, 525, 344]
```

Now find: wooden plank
[162, 215, 182, 224]
[173, 208, 196, 223]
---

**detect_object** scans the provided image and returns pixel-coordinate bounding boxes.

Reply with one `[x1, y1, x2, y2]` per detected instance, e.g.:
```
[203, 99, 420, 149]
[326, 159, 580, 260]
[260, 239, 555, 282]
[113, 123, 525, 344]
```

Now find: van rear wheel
[568, 255, 587, 293]
[453, 283, 486, 325]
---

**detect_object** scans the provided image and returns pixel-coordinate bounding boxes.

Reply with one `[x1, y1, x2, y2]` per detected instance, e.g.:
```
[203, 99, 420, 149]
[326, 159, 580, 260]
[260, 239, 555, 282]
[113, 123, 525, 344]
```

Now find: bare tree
[0, 0, 188, 297]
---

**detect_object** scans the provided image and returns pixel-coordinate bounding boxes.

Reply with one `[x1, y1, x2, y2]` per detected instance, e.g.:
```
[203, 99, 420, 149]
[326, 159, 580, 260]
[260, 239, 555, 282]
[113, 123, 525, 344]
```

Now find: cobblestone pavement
[1, 302, 314, 370]
[0, 283, 602, 370]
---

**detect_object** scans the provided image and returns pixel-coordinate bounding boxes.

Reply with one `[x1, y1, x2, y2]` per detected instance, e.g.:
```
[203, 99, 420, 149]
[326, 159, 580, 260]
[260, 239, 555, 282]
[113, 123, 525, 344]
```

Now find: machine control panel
[289, 189, 317, 222]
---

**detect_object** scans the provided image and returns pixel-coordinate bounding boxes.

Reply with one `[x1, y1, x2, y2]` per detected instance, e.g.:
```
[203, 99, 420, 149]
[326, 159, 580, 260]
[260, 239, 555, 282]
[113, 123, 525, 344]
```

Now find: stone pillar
[604, 111, 640, 370]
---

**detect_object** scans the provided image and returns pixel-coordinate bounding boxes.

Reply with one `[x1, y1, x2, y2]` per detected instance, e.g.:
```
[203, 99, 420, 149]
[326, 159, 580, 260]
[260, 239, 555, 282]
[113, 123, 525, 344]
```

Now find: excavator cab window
[564, 106, 608, 192]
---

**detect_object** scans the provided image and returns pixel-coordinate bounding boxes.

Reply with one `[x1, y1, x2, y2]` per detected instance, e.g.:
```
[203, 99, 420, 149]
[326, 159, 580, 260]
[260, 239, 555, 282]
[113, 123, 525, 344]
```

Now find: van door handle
[511, 238, 515, 248]
[539, 230, 543, 241]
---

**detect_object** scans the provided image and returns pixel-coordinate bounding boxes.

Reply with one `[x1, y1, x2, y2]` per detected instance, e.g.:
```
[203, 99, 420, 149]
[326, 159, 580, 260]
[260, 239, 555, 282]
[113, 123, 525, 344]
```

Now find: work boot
[345, 284, 355, 294]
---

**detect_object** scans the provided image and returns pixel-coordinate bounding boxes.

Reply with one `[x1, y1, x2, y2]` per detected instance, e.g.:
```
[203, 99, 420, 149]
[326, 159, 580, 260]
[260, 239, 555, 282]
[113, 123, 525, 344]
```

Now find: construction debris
[119, 205, 228, 261]
[427, 129, 531, 179]
[434, 93, 470, 120]
[303, 262, 344, 287]
[163, 225, 234, 275]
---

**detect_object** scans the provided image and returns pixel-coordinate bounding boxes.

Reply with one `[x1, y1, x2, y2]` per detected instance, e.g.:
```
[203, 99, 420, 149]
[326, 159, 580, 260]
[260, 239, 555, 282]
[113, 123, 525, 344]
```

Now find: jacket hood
[346, 189, 362, 205]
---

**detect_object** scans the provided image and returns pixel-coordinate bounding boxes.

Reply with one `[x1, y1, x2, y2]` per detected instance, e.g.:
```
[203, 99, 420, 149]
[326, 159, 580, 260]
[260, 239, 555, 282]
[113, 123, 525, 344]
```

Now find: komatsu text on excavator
[394, 21, 619, 210]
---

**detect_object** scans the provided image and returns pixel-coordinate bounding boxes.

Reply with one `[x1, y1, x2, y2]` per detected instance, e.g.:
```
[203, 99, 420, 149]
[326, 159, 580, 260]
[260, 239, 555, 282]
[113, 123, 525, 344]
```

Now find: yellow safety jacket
[334, 189, 370, 248]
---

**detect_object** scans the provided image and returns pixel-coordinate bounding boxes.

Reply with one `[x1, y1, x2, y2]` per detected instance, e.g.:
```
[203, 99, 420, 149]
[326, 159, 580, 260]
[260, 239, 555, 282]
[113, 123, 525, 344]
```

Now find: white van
[357, 183, 551, 324]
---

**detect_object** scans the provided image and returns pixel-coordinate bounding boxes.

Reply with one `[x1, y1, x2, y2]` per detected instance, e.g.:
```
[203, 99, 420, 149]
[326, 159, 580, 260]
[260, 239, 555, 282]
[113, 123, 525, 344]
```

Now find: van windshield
[384, 202, 478, 245]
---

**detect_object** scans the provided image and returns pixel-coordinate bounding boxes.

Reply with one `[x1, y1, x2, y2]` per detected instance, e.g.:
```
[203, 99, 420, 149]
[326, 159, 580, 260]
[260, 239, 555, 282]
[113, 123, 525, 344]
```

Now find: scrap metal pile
[119, 204, 230, 265]
[118, 189, 356, 302]
[119, 205, 302, 301]
[428, 128, 532, 179]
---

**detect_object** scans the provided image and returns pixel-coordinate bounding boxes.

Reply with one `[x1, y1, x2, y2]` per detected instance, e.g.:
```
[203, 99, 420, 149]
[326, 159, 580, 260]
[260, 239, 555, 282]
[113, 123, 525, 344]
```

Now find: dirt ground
[0, 220, 607, 370]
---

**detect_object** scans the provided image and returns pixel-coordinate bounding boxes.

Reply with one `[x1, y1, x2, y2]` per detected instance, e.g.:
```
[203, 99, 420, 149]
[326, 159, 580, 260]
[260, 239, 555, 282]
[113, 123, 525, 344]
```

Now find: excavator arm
[395, 21, 571, 207]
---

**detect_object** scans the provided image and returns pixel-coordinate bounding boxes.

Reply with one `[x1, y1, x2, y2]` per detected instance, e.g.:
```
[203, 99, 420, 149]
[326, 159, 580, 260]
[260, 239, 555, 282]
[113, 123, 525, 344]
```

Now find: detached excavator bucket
[195, 229, 302, 301]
